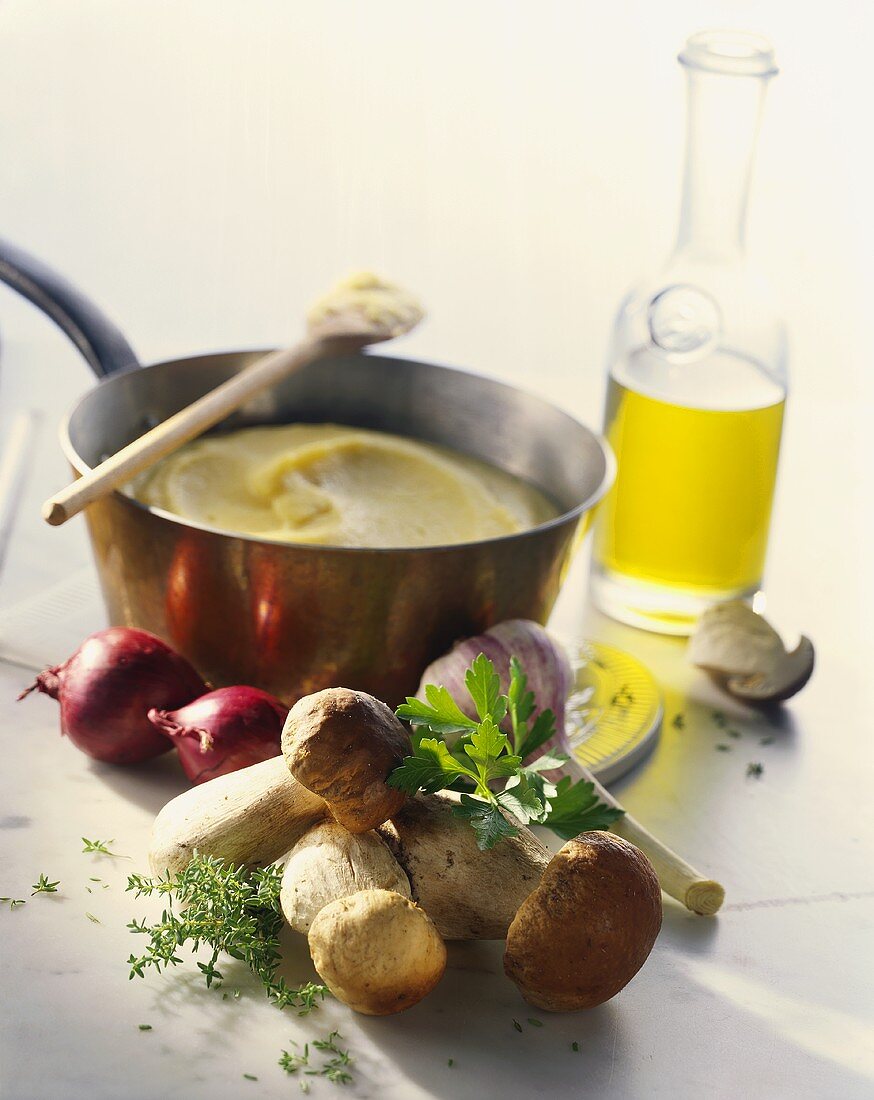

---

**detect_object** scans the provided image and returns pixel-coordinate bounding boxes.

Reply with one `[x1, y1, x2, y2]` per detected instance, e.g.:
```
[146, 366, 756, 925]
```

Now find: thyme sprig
[82, 837, 121, 856]
[31, 874, 60, 895]
[126, 853, 328, 1013]
[280, 1032, 354, 1086]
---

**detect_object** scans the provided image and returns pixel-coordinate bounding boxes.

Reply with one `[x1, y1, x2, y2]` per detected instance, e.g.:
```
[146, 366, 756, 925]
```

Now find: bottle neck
[675, 66, 770, 260]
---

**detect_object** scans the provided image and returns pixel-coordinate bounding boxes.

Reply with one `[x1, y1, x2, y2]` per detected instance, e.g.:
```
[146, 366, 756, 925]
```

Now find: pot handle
[0, 237, 140, 377]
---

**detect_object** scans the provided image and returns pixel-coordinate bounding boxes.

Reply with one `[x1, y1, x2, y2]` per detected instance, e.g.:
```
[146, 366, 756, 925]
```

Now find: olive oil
[592, 369, 784, 630]
[591, 34, 788, 632]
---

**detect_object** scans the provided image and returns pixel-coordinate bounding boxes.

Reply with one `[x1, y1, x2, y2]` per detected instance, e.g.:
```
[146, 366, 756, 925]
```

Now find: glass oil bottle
[591, 31, 787, 634]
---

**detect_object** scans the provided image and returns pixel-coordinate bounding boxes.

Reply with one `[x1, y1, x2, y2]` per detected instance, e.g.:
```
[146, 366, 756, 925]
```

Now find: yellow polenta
[134, 424, 556, 548]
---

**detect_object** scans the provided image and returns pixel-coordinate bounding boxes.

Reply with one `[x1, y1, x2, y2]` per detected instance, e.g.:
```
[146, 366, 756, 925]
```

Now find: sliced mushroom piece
[281, 820, 411, 933]
[689, 600, 814, 703]
[308, 888, 446, 1015]
[378, 792, 551, 939]
[504, 831, 662, 1011]
[283, 688, 411, 833]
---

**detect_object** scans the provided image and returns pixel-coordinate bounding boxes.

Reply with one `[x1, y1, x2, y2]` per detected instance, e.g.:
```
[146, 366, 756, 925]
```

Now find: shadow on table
[136, 923, 323, 1021]
[659, 899, 721, 955]
[87, 751, 188, 814]
[355, 938, 627, 1098]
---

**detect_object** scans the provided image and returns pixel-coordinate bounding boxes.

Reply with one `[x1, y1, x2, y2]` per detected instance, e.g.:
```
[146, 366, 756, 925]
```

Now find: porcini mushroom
[149, 755, 326, 877]
[689, 600, 815, 703]
[281, 820, 411, 933]
[150, 687, 413, 876]
[412, 620, 725, 914]
[308, 888, 446, 1015]
[378, 792, 551, 939]
[504, 831, 662, 1011]
[282, 688, 411, 833]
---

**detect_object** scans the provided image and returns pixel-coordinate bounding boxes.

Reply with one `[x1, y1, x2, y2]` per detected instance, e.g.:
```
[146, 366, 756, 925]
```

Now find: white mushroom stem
[149, 755, 327, 877]
[378, 792, 552, 938]
[280, 822, 444, 1015]
[281, 821, 411, 933]
[562, 757, 724, 916]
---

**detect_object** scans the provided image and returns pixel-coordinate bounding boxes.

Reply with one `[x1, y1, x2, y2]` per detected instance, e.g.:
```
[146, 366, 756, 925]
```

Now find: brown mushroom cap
[308, 888, 446, 1015]
[282, 688, 410, 833]
[504, 831, 662, 1011]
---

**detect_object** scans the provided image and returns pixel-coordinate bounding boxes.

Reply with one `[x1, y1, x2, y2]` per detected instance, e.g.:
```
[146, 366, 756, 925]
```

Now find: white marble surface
[1, 2, 874, 1098]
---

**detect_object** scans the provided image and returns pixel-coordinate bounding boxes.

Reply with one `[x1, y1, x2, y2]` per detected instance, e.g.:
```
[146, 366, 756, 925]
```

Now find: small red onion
[148, 686, 288, 784]
[416, 619, 573, 756]
[19, 627, 207, 765]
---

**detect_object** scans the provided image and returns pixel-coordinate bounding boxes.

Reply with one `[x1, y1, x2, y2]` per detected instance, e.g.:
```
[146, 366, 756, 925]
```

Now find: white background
[0, 3, 873, 1099]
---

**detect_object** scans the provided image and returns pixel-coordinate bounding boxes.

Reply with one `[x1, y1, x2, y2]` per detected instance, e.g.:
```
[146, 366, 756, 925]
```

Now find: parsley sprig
[390, 653, 623, 850]
[126, 853, 328, 1013]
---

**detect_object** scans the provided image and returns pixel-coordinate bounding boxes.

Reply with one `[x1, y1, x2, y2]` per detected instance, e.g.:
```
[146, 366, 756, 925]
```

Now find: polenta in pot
[133, 424, 556, 548]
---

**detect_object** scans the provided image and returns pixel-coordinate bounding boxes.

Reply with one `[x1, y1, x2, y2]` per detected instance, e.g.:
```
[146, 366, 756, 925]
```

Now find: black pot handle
[0, 237, 140, 377]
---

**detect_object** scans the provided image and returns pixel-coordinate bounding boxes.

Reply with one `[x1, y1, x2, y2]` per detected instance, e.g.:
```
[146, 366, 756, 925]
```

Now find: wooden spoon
[41, 273, 424, 526]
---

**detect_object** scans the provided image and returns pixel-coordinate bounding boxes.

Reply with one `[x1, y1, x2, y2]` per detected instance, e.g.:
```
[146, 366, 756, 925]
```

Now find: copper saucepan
[0, 240, 614, 704]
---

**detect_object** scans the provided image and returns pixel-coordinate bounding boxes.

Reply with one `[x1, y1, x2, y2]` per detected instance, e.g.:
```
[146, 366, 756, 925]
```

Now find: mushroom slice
[688, 601, 814, 703]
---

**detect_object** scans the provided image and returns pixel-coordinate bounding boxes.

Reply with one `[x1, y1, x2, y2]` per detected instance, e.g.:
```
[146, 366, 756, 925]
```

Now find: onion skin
[149, 686, 288, 784]
[19, 628, 207, 765]
[415, 620, 573, 747]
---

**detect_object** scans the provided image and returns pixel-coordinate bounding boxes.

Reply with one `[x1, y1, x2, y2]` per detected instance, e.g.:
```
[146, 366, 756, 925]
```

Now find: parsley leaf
[387, 738, 477, 794]
[465, 653, 507, 723]
[540, 776, 625, 840]
[391, 652, 622, 849]
[396, 684, 478, 737]
[495, 775, 544, 824]
[522, 751, 568, 774]
[515, 708, 558, 761]
[453, 795, 519, 850]
[463, 719, 520, 783]
[507, 656, 536, 731]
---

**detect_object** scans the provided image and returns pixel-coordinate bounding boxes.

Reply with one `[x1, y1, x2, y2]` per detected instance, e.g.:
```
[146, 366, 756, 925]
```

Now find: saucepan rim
[58, 350, 616, 556]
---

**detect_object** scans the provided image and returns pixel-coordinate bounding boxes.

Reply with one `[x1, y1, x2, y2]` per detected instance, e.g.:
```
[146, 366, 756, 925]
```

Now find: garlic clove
[688, 601, 814, 704]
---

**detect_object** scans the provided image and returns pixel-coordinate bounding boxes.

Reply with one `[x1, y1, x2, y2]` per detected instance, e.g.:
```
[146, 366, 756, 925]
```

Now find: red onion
[416, 620, 573, 751]
[148, 686, 288, 784]
[19, 628, 207, 765]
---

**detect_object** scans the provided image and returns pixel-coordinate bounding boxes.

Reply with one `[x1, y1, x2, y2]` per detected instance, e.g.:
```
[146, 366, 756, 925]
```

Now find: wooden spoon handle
[566, 759, 725, 915]
[42, 335, 332, 526]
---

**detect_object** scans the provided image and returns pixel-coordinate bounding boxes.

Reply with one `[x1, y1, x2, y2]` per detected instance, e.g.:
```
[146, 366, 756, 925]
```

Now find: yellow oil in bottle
[592, 365, 784, 631]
